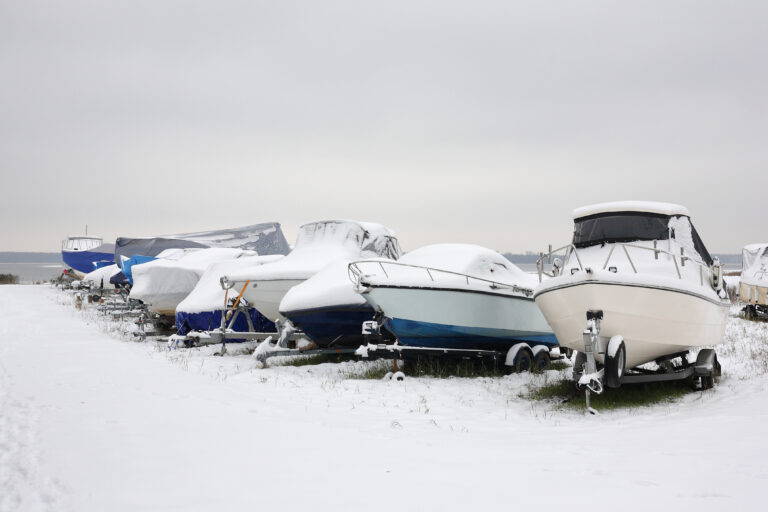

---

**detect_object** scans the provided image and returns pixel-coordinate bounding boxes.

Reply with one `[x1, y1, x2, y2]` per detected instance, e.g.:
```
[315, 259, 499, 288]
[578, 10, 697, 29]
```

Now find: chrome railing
[536, 241, 716, 288]
[348, 260, 534, 297]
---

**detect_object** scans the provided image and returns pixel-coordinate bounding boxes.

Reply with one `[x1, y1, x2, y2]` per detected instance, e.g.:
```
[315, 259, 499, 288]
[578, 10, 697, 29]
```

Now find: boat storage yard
[2, 282, 768, 511]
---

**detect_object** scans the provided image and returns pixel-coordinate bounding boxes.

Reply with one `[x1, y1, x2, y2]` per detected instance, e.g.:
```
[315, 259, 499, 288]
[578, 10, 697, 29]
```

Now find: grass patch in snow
[0, 273, 19, 284]
[525, 376, 696, 410]
[343, 360, 393, 380]
[267, 353, 357, 367]
[402, 355, 508, 378]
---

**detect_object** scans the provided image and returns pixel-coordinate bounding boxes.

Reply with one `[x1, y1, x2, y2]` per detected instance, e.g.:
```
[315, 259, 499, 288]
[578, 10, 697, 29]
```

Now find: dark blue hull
[385, 317, 559, 352]
[62, 249, 115, 275]
[175, 308, 276, 340]
[282, 305, 391, 347]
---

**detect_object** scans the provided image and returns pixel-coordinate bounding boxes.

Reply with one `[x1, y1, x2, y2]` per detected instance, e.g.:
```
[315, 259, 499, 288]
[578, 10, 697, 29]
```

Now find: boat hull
[280, 304, 391, 348]
[239, 279, 304, 322]
[175, 308, 276, 337]
[361, 286, 557, 351]
[534, 280, 729, 368]
[62, 245, 115, 277]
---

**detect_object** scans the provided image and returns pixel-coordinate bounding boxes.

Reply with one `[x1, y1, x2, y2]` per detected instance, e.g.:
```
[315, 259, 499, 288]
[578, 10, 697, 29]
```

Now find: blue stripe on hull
[282, 306, 381, 347]
[175, 308, 276, 341]
[62, 250, 115, 274]
[386, 317, 559, 351]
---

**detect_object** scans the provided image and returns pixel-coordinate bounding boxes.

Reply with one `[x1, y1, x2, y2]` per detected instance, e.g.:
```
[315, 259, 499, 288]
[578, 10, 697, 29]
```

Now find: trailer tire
[605, 337, 626, 389]
[511, 348, 533, 373]
[532, 350, 550, 372]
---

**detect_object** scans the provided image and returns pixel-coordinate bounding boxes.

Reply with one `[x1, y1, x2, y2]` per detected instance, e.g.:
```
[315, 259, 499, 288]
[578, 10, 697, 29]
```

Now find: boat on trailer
[279, 259, 397, 348]
[61, 236, 115, 278]
[739, 243, 768, 320]
[349, 244, 559, 371]
[128, 248, 258, 317]
[222, 220, 401, 323]
[533, 201, 729, 408]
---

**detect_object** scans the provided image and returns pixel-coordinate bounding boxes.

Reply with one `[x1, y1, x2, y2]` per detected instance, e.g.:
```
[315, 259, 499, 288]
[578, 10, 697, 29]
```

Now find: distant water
[0, 262, 63, 282]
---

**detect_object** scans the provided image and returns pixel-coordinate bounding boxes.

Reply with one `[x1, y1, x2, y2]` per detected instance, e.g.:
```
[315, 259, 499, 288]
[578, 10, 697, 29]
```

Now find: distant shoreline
[0, 252, 62, 264]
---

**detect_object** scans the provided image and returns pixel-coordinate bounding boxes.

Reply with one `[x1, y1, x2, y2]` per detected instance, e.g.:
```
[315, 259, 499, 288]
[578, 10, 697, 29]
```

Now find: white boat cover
[81, 264, 121, 288]
[129, 248, 258, 313]
[355, 243, 537, 293]
[225, 220, 401, 282]
[741, 243, 768, 287]
[176, 254, 285, 314]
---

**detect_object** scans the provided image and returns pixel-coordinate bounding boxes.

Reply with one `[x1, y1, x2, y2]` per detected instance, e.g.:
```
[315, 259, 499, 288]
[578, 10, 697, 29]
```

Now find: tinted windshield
[573, 212, 670, 248]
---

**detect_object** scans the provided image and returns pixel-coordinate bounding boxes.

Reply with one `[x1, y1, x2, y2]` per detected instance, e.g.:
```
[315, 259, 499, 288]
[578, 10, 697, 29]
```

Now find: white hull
[535, 278, 728, 368]
[239, 279, 305, 322]
[364, 286, 553, 338]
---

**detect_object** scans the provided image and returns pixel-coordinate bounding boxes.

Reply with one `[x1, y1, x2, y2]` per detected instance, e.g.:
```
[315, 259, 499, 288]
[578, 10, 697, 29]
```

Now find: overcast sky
[1, 0, 766, 253]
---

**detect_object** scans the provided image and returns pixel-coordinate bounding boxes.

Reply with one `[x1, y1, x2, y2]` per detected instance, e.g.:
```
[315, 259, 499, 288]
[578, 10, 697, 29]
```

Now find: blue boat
[61, 236, 115, 277]
[278, 259, 398, 347]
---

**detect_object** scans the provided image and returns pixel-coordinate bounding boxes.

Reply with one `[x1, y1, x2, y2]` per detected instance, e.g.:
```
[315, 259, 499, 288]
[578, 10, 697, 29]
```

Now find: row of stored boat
[63, 201, 765, 402]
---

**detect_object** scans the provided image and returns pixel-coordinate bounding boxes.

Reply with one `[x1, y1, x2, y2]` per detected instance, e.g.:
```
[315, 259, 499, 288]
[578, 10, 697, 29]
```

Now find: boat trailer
[353, 320, 561, 374]
[577, 310, 721, 414]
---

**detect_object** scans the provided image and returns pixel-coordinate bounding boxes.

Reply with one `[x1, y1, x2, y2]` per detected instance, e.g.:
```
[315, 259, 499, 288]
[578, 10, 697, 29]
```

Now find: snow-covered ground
[2, 285, 768, 511]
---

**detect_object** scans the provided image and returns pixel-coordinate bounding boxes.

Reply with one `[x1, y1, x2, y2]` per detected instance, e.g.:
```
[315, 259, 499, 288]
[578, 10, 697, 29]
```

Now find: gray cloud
[2, 0, 766, 253]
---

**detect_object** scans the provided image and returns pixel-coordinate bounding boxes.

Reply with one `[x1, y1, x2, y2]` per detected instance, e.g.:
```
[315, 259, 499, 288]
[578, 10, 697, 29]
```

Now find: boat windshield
[573, 212, 670, 248]
[573, 212, 713, 265]
[63, 237, 102, 251]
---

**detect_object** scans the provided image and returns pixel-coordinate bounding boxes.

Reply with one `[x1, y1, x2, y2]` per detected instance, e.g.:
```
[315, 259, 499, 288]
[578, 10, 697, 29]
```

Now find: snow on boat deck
[1, 285, 768, 511]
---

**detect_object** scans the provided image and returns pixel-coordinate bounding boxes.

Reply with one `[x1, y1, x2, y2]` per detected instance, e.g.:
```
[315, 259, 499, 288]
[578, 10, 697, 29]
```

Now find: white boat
[222, 220, 401, 322]
[533, 201, 729, 389]
[175, 254, 285, 334]
[349, 244, 557, 358]
[739, 243, 768, 319]
[129, 248, 257, 316]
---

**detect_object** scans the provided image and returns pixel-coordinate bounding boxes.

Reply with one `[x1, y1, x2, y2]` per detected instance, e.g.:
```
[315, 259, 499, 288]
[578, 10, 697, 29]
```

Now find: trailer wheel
[532, 350, 550, 372]
[604, 337, 626, 389]
[511, 348, 533, 373]
[700, 374, 714, 390]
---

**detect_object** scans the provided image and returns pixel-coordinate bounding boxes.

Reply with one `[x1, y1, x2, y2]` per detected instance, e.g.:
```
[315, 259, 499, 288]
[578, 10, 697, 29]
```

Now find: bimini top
[573, 201, 690, 220]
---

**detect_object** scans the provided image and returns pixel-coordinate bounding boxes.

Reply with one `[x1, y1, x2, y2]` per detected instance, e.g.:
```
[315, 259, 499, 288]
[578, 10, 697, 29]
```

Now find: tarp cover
[741, 243, 768, 287]
[129, 248, 257, 314]
[114, 222, 290, 262]
[225, 220, 401, 282]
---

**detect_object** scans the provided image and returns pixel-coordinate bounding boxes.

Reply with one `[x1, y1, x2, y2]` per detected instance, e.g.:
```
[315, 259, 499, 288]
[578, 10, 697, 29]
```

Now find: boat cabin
[62, 236, 104, 252]
[571, 201, 713, 265]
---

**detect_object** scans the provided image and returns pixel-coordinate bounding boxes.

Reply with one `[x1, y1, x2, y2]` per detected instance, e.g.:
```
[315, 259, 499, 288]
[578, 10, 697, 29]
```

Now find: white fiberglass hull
[361, 286, 557, 350]
[239, 279, 305, 322]
[534, 276, 729, 369]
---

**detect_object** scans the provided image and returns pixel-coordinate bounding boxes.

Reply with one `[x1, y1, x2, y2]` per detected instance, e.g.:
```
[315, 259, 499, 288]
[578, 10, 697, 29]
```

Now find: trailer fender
[505, 343, 532, 367]
[694, 349, 721, 377]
